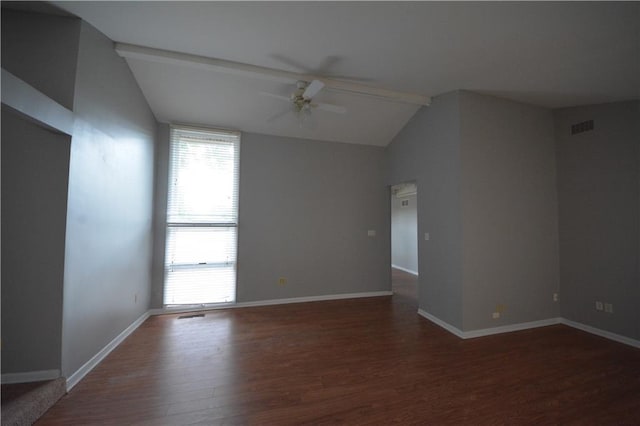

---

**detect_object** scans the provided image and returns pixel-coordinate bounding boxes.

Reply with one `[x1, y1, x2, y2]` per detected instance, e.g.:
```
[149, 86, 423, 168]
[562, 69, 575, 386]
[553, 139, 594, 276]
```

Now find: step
[1, 378, 66, 426]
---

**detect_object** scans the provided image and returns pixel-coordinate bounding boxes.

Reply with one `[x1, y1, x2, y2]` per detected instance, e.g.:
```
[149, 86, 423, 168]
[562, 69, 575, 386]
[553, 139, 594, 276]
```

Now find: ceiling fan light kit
[289, 80, 337, 113]
[260, 79, 348, 123]
[291, 80, 314, 113]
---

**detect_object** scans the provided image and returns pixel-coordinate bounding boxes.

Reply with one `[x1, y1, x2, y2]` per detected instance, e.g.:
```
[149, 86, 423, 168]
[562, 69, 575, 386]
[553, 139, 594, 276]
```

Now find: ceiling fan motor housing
[292, 82, 312, 112]
[293, 97, 312, 113]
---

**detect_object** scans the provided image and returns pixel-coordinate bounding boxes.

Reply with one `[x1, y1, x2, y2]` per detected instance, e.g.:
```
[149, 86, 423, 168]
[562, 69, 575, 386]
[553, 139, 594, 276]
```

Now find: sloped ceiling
[54, 1, 639, 146]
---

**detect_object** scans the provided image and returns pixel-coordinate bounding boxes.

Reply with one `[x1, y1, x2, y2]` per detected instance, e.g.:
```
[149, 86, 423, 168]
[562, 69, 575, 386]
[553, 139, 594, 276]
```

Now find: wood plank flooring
[38, 270, 640, 425]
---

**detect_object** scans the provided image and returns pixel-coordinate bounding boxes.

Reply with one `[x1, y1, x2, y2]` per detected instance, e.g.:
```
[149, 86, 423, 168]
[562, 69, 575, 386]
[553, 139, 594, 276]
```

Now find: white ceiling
[54, 1, 639, 146]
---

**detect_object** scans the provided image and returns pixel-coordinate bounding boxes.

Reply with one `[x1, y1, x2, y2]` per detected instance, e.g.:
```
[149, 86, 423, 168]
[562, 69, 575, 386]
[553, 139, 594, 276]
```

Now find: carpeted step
[1, 378, 66, 426]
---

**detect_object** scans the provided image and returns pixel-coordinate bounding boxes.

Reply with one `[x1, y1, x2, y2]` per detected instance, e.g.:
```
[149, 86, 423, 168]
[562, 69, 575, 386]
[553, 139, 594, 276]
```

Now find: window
[164, 126, 240, 305]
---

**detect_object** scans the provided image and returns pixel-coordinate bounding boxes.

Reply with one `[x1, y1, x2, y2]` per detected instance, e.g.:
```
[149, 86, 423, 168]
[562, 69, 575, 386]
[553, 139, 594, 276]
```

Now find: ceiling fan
[270, 53, 374, 84]
[261, 79, 347, 123]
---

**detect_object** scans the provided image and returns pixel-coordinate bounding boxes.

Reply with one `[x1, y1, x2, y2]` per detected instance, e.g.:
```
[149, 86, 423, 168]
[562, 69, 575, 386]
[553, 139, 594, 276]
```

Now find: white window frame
[163, 124, 240, 307]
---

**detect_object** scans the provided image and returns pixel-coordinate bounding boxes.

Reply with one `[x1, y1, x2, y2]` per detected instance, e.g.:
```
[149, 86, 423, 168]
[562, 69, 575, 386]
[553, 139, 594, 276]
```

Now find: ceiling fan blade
[302, 79, 325, 99]
[269, 53, 310, 73]
[269, 55, 372, 82]
[314, 102, 347, 114]
[260, 92, 291, 102]
[314, 55, 341, 75]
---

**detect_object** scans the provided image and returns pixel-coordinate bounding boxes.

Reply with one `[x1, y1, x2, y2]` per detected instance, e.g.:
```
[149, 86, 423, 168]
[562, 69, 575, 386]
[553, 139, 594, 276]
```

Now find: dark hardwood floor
[38, 269, 640, 425]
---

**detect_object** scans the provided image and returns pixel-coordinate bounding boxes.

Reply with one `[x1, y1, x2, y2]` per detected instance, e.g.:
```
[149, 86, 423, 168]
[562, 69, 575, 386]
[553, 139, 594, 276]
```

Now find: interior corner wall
[458, 91, 560, 331]
[555, 100, 640, 341]
[391, 193, 418, 274]
[1, 107, 70, 375]
[387, 91, 464, 329]
[61, 21, 157, 378]
[236, 133, 391, 302]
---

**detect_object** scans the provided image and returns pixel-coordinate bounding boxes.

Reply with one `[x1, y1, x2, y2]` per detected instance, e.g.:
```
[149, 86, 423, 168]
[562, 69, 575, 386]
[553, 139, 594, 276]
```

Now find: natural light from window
[164, 126, 240, 306]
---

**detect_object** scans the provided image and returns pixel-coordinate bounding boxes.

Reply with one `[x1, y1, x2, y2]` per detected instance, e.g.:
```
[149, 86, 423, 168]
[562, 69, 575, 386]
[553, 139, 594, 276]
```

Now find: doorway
[390, 182, 418, 301]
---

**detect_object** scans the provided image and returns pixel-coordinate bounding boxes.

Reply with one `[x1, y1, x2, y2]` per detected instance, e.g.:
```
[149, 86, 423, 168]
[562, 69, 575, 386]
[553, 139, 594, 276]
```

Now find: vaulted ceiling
[54, 1, 639, 146]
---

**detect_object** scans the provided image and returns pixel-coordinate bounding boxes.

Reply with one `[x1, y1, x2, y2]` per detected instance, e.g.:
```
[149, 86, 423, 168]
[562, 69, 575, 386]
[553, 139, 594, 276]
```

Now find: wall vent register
[571, 120, 594, 135]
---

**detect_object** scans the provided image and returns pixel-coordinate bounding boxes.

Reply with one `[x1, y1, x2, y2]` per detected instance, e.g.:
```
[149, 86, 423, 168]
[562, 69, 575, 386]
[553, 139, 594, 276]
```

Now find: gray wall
[61, 21, 156, 377]
[459, 91, 560, 331]
[1, 6, 79, 377]
[151, 128, 391, 306]
[387, 92, 464, 329]
[1, 107, 70, 374]
[387, 91, 562, 332]
[1, 9, 80, 110]
[391, 193, 418, 274]
[555, 100, 639, 340]
[236, 132, 390, 302]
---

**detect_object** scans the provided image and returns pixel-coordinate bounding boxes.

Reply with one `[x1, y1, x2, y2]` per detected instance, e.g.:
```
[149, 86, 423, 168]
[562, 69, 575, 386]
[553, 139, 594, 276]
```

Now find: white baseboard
[462, 318, 562, 339]
[560, 318, 640, 349]
[148, 304, 233, 316]
[1, 369, 60, 385]
[150, 291, 393, 316]
[417, 309, 465, 338]
[66, 311, 150, 391]
[418, 309, 561, 339]
[391, 265, 418, 276]
[418, 309, 640, 349]
[236, 291, 393, 308]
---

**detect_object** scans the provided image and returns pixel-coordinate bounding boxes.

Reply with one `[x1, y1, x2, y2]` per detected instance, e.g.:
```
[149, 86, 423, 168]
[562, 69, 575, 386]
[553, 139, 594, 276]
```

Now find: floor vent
[571, 119, 594, 135]
[177, 313, 205, 319]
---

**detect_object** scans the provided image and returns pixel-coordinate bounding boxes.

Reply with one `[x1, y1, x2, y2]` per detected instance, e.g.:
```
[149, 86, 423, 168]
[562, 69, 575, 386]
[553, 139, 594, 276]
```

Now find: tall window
[164, 125, 240, 306]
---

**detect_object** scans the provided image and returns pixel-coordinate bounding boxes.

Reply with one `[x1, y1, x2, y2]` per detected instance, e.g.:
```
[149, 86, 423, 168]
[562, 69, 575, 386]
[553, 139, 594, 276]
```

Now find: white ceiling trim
[114, 43, 431, 106]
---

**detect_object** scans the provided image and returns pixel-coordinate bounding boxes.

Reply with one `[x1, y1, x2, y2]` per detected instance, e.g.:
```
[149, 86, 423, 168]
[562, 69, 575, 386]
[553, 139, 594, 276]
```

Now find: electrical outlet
[278, 277, 287, 286]
[134, 293, 138, 304]
[553, 293, 559, 302]
[604, 303, 613, 313]
[367, 230, 376, 237]
[492, 312, 500, 319]
[424, 233, 430, 241]
[595, 301, 604, 311]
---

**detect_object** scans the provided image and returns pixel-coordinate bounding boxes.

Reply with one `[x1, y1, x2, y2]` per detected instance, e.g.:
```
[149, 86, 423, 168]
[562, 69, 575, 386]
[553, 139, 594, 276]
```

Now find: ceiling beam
[114, 43, 431, 106]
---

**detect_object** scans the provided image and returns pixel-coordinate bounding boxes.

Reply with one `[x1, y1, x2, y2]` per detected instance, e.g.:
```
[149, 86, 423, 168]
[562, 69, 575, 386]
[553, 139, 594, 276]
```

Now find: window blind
[167, 127, 240, 224]
[164, 125, 240, 306]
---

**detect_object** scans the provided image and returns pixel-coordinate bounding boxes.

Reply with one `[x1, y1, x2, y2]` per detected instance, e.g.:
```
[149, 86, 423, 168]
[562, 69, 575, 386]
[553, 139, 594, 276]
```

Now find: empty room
[1, 1, 639, 424]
